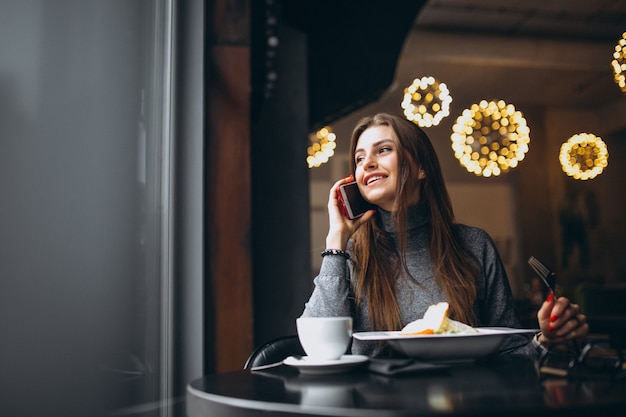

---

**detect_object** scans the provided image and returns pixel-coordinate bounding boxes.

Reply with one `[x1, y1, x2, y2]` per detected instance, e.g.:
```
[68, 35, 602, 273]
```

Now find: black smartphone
[337, 181, 375, 219]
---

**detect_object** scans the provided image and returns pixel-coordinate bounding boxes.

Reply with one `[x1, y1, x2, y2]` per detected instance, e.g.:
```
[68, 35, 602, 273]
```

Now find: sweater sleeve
[468, 227, 537, 357]
[300, 254, 353, 318]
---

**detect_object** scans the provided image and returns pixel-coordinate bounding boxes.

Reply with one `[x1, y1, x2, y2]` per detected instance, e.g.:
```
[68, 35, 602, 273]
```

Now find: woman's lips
[365, 175, 386, 186]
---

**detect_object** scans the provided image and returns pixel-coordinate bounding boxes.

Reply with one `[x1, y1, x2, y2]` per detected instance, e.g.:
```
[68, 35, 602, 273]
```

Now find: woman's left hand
[537, 293, 589, 345]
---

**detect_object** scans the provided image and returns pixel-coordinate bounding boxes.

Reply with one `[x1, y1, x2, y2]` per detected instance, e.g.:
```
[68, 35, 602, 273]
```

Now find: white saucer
[283, 355, 369, 375]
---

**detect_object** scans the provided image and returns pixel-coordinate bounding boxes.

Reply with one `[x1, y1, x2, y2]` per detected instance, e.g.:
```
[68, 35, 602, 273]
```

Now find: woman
[301, 113, 588, 357]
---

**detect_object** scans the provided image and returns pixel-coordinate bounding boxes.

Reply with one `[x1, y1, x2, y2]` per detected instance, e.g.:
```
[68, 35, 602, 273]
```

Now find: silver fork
[528, 256, 556, 295]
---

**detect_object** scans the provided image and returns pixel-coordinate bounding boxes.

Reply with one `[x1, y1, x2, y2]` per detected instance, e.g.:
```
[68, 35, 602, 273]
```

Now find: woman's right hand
[325, 176, 376, 250]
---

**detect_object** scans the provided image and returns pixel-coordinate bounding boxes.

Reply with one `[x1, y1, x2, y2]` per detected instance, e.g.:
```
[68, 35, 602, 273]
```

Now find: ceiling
[416, 0, 625, 42]
[324, 0, 626, 158]
[400, 0, 626, 107]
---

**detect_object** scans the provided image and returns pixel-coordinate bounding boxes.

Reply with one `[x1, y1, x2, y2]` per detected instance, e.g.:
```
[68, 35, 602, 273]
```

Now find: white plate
[283, 354, 369, 375]
[353, 327, 537, 362]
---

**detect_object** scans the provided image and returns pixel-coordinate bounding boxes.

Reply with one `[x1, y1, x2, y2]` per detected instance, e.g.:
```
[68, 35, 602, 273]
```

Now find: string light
[611, 31, 626, 93]
[307, 126, 336, 168]
[559, 133, 608, 180]
[451, 100, 530, 177]
[401, 76, 452, 127]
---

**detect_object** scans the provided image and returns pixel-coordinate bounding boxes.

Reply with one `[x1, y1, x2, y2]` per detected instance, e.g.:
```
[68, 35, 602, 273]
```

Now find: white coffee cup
[296, 316, 353, 360]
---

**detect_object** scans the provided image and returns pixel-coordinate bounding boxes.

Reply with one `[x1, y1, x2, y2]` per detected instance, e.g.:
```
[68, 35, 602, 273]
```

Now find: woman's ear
[418, 169, 426, 180]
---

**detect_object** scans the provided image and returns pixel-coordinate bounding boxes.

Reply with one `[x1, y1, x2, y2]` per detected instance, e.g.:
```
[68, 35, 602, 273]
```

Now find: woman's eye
[355, 156, 364, 164]
[380, 146, 392, 153]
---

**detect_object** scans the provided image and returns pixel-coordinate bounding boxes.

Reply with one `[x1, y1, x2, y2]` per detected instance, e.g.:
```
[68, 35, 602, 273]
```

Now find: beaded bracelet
[320, 249, 350, 259]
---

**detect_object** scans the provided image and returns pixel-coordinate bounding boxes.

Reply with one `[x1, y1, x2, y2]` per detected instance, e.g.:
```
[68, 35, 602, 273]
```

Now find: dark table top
[187, 355, 626, 417]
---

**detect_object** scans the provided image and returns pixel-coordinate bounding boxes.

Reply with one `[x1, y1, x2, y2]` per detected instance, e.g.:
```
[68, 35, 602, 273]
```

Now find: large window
[0, 1, 203, 416]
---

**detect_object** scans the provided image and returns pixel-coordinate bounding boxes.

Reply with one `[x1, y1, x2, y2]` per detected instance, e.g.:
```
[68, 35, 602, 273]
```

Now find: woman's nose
[363, 154, 376, 168]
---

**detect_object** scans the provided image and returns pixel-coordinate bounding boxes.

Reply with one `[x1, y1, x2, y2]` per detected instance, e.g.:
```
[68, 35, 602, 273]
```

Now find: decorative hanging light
[611, 31, 626, 93]
[451, 99, 530, 178]
[559, 133, 608, 180]
[401, 76, 452, 127]
[307, 126, 336, 168]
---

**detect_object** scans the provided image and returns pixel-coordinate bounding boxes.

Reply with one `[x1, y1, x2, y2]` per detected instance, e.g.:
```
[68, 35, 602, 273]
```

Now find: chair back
[244, 335, 305, 369]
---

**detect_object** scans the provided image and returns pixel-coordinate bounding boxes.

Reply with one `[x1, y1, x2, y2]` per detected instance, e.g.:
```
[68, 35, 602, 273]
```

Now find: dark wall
[250, 16, 311, 343]
[278, 0, 426, 130]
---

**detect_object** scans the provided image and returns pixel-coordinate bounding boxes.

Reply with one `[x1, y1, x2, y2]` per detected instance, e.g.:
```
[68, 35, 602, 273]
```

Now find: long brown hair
[349, 113, 479, 330]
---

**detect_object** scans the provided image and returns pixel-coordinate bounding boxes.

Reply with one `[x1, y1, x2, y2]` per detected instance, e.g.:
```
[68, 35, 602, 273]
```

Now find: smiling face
[353, 125, 402, 212]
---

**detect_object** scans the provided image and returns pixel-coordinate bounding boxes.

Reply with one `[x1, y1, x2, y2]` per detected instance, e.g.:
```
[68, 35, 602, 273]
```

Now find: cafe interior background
[1, 0, 625, 416]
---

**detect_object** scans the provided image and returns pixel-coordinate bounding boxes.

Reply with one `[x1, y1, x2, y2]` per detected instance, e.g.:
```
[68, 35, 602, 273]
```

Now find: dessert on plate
[400, 302, 477, 335]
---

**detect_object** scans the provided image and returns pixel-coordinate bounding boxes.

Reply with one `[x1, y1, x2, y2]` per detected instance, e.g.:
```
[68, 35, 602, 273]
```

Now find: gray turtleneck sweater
[301, 205, 536, 357]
